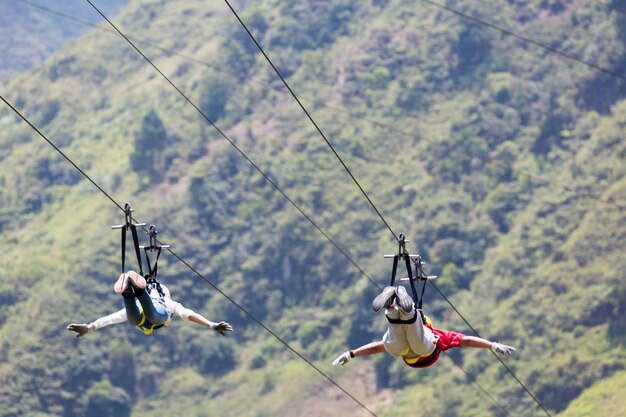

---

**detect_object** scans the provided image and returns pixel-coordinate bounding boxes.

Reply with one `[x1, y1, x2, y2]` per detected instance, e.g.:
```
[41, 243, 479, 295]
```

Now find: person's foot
[114, 274, 129, 294]
[395, 285, 414, 314]
[114, 272, 146, 294]
[372, 286, 397, 312]
[127, 272, 146, 290]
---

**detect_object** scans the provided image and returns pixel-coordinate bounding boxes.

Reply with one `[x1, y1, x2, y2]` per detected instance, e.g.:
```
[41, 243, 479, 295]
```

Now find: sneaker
[372, 286, 397, 313]
[114, 274, 129, 294]
[114, 272, 146, 295]
[395, 286, 414, 314]
[127, 272, 146, 290]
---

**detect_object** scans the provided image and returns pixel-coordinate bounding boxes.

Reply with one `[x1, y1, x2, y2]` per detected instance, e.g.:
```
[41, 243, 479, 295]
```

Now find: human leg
[404, 310, 436, 356]
[115, 271, 163, 326]
[122, 297, 144, 326]
[382, 317, 410, 357]
[135, 290, 170, 326]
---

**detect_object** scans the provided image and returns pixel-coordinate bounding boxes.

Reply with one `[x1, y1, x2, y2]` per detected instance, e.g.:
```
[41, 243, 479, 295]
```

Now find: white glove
[332, 351, 352, 366]
[491, 342, 515, 356]
[67, 323, 93, 338]
[212, 321, 233, 336]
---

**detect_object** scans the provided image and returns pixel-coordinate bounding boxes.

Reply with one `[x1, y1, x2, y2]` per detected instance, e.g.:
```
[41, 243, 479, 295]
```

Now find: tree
[130, 109, 168, 181]
[85, 380, 131, 417]
[199, 72, 233, 122]
[108, 341, 137, 398]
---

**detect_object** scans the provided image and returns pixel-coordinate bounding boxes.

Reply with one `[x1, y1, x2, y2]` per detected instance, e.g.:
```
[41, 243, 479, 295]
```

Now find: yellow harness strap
[402, 346, 437, 364]
[135, 309, 158, 335]
[401, 321, 440, 365]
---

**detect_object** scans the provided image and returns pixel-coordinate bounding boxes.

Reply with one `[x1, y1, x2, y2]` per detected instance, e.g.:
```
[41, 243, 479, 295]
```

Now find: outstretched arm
[167, 299, 233, 335]
[460, 335, 515, 355]
[67, 309, 127, 338]
[353, 341, 386, 357]
[332, 341, 386, 366]
[187, 312, 233, 335]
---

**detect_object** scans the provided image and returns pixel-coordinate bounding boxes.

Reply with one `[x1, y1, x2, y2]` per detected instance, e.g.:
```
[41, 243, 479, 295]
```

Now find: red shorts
[402, 327, 465, 368]
[432, 327, 465, 352]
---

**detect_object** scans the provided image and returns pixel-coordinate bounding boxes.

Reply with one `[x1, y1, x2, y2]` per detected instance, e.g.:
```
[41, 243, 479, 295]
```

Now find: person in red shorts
[332, 286, 515, 367]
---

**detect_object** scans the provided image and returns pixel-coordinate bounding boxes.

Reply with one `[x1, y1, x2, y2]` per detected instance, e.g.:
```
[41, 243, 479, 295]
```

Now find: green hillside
[0, 1, 625, 416]
[0, 0, 127, 82]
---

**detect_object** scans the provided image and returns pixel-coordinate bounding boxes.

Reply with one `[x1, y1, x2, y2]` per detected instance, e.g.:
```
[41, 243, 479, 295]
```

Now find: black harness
[112, 204, 170, 334]
[386, 234, 440, 368]
[142, 225, 166, 298]
[386, 234, 428, 324]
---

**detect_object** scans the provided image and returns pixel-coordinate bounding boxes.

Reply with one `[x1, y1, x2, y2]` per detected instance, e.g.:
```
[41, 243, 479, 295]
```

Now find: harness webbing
[120, 203, 144, 276]
[143, 225, 165, 298]
[414, 261, 428, 312]
[388, 234, 428, 322]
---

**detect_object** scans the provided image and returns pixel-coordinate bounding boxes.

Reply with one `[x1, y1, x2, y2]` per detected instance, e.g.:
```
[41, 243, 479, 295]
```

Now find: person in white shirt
[67, 270, 232, 337]
[332, 286, 514, 368]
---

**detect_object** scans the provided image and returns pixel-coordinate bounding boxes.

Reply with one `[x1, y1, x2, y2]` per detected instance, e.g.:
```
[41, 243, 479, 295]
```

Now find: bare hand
[212, 321, 233, 336]
[67, 323, 91, 338]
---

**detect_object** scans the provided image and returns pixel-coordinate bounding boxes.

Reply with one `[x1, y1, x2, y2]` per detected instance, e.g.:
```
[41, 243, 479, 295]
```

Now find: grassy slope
[0, 1, 625, 417]
[558, 370, 626, 417]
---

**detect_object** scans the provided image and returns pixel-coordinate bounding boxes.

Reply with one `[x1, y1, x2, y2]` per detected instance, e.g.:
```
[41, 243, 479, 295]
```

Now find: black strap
[417, 274, 427, 311]
[389, 254, 399, 286]
[143, 246, 162, 279]
[121, 225, 126, 275]
[386, 313, 418, 324]
[119, 204, 144, 276]
[404, 252, 418, 303]
[387, 234, 428, 322]
[130, 224, 144, 276]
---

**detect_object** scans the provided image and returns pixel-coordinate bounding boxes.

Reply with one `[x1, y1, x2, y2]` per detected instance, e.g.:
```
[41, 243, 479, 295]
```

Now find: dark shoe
[372, 286, 397, 312]
[395, 286, 414, 314]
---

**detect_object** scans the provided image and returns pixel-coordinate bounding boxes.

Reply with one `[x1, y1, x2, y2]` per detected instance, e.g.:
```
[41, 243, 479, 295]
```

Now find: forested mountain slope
[0, 1, 625, 417]
[0, 0, 127, 82]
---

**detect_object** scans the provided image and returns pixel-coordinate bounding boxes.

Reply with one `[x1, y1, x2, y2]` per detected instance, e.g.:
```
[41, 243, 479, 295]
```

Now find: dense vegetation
[0, 1, 625, 416]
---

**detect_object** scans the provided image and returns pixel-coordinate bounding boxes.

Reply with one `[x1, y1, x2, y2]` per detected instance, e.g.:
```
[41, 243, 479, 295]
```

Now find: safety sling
[386, 234, 440, 368]
[386, 234, 428, 324]
[112, 204, 166, 335]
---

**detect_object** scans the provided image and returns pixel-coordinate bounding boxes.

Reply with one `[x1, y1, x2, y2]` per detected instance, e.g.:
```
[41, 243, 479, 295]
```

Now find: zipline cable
[80, 0, 382, 291]
[7, 2, 505, 414]
[419, 0, 626, 81]
[4, 3, 517, 415]
[453, 358, 511, 417]
[0, 96, 124, 213]
[18, 0, 624, 213]
[79, 1, 518, 414]
[222, 0, 398, 243]
[4, 2, 617, 416]
[0, 92, 380, 417]
[429, 280, 553, 417]
[223, 3, 552, 416]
